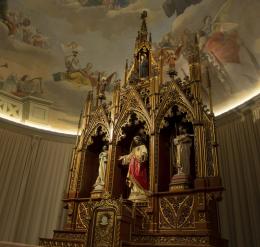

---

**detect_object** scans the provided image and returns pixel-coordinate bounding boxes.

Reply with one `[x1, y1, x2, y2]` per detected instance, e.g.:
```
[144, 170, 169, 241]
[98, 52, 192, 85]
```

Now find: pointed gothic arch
[113, 88, 152, 144]
[155, 83, 195, 133]
[83, 105, 110, 148]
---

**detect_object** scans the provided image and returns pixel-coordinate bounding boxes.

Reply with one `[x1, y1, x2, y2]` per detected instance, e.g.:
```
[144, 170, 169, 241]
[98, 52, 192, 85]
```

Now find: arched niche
[137, 46, 150, 78]
[157, 105, 195, 192]
[79, 125, 109, 198]
[112, 112, 149, 199]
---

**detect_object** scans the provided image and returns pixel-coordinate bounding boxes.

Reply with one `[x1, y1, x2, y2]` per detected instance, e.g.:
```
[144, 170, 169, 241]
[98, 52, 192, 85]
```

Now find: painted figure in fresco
[65, 51, 81, 73]
[97, 72, 117, 100]
[119, 135, 149, 201]
[93, 145, 108, 190]
[140, 53, 149, 78]
[65, 51, 95, 86]
[173, 126, 193, 176]
[98, 76, 109, 100]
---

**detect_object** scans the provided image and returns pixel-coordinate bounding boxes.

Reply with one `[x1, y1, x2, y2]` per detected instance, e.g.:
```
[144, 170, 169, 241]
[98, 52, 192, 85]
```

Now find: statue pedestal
[90, 184, 104, 199]
[169, 173, 190, 192]
[128, 192, 147, 203]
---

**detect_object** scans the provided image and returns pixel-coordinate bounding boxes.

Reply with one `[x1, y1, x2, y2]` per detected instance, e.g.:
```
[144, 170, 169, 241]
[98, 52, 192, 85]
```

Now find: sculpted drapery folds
[93, 145, 108, 190]
[119, 135, 149, 201]
[174, 126, 193, 176]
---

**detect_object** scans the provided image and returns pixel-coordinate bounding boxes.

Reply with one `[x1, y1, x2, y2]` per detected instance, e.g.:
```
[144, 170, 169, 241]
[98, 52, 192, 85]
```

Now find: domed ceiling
[0, 0, 259, 134]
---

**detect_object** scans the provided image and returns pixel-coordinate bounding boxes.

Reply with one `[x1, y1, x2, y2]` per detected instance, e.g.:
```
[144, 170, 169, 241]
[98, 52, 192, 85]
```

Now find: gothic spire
[141, 10, 148, 34]
[137, 10, 149, 43]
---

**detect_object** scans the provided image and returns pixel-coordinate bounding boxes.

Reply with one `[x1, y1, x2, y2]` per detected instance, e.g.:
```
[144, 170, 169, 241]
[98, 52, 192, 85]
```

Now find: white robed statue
[119, 136, 149, 202]
[174, 126, 193, 176]
[93, 145, 108, 191]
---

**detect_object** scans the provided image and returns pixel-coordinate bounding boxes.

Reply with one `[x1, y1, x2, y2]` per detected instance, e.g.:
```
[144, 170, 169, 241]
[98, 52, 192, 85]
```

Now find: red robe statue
[119, 136, 149, 201]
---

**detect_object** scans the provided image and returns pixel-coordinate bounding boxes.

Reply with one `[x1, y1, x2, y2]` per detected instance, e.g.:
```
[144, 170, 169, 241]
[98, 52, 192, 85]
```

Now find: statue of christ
[119, 136, 149, 202]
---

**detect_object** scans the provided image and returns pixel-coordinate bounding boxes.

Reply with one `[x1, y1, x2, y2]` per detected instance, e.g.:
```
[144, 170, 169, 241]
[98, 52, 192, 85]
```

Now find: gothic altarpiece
[40, 12, 227, 247]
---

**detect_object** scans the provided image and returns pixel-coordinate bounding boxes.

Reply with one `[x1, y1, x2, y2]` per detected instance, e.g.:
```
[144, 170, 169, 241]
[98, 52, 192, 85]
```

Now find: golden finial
[141, 10, 147, 20]
[140, 10, 148, 33]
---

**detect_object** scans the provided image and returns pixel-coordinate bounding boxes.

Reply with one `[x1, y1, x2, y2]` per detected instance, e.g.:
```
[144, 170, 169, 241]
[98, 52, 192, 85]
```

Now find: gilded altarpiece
[39, 12, 227, 247]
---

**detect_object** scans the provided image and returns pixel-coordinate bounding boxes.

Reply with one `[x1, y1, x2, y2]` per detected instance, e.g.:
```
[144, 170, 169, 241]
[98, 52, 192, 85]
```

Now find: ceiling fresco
[0, 0, 259, 133]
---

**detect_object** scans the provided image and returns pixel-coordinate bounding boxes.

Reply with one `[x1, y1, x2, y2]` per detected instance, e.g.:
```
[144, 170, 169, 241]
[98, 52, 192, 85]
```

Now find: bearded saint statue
[119, 135, 149, 202]
[174, 126, 193, 176]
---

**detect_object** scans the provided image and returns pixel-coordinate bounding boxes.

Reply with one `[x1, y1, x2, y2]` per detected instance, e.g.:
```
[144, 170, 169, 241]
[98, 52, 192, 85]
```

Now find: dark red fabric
[128, 157, 148, 190]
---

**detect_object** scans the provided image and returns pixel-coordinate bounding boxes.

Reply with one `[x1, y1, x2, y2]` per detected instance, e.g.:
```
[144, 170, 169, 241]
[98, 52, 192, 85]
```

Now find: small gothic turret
[140, 10, 148, 42]
[135, 10, 149, 48]
[127, 11, 157, 83]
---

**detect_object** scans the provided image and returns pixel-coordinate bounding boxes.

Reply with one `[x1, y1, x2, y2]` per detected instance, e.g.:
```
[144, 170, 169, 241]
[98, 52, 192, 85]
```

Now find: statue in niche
[119, 135, 149, 201]
[173, 126, 193, 176]
[139, 53, 149, 78]
[93, 145, 108, 191]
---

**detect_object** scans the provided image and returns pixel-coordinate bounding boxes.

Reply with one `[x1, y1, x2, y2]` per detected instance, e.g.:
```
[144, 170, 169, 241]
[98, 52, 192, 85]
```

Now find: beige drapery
[216, 105, 260, 247]
[0, 123, 74, 245]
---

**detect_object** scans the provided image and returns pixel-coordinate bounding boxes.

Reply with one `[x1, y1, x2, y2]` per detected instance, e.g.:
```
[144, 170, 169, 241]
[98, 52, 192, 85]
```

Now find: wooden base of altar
[39, 184, 227, 247]
[169, 173, 190, 191]
[90, 190, 104, 199]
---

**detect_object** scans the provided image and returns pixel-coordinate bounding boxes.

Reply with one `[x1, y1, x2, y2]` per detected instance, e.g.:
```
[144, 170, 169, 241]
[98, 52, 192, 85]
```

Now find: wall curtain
[0, 123, 74, 244]
[216, 103, 260, 247]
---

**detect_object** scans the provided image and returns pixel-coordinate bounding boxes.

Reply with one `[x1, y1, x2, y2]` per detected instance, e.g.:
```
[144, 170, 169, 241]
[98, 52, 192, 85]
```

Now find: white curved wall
[0, 119, 75, 244]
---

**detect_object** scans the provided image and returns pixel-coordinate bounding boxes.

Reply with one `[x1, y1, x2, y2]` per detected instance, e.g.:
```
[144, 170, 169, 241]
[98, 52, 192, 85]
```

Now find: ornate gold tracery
[113, 88, 152, 143]
[156, 83, 194, 129]
[41, 11, 226, 247]
[82, 104, 110, 147]
[84, 124, 109, 147]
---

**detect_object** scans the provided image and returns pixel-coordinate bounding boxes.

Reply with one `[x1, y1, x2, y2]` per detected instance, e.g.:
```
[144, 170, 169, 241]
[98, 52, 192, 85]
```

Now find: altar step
[122, 233, 228, 247]
[39, 238, 84, 247]
[0, 242, 39, 247]
[123, 241, 223, 247]
[39, 230, 86, 247]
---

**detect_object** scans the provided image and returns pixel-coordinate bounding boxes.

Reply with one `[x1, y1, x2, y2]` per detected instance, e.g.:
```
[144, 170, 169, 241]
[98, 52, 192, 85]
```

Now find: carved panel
[0, 97, 23, 120]
[159, 195, 195, 229]
[66, 201, 74, 227]
[92, 210, 116, 247]
[87, 195, 123, 247]
[139, 87, 150, 110]
[131, 235, 209, 245]
[76, 201, 92, 230]
[135, 205, 150, 231]
[39, 238, 84, 247]
[53, 232, 86, 241]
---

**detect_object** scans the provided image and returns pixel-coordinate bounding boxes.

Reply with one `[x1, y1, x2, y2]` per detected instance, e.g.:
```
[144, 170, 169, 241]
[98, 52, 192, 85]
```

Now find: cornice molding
[216, 93, 260, 127]
[0, 117, 76, 144]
